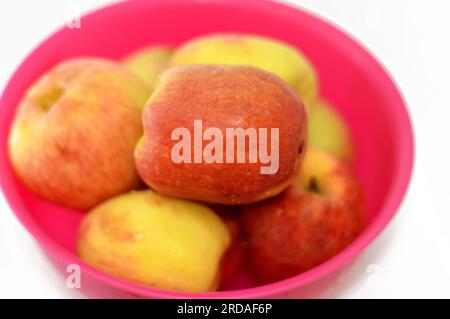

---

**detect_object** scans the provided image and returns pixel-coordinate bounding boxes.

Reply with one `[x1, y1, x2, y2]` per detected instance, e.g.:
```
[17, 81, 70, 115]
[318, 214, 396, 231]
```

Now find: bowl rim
[0, 0, 415, 299]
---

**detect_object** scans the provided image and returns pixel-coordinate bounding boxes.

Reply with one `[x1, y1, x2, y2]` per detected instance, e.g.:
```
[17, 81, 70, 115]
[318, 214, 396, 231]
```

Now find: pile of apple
[8, 34, 365, 292]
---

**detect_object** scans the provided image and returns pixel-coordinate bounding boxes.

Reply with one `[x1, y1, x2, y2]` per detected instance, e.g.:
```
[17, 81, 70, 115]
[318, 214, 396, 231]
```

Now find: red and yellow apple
[242, 149, 365, 284]
[135, 64, 307, 205]
[122, 45, 173, 92]
[8, 58, 149, 210]
[77, 190, 231, 292]
[171, 33, 318, 105]
[307, 99, 354, 162]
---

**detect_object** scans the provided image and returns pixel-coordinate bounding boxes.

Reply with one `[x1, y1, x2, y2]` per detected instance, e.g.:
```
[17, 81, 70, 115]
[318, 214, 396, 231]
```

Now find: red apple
[211, 205, 247, 289]
[135, 65, 307, 205]
[242, 149, 365, 284]
[8, 58, 150, 210]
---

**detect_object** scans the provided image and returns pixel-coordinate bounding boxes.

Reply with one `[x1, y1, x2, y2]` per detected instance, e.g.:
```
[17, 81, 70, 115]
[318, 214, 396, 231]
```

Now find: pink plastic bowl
[0, 0, 414, 298]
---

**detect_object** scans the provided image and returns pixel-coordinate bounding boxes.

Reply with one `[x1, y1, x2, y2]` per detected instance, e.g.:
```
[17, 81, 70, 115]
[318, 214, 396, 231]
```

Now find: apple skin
[242, 149, 365, 284]
[307, 99, 354, 162]
[210, 205, 247, 289]
[8, 58, 150, 210]
[135, 64, 307, 205]
[123, 45, 173, 92]
[77, 190, 231, 292]
[171, 33, 318, 105]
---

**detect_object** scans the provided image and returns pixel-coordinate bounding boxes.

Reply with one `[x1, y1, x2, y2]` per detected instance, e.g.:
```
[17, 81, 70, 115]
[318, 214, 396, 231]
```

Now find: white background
[1, 0, 449, 298]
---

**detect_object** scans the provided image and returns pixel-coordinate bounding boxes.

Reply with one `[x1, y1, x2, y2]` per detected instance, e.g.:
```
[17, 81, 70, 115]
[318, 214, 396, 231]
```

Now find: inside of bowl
[0, 0, 404, 293]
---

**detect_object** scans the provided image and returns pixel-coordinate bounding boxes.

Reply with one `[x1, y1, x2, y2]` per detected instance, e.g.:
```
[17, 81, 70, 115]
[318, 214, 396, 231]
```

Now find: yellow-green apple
[307, 99, 354, 162]
[122, 45, 173, 92]
[8, 58, 149, 210]
[242, 149, 365, 284]
[77, 190, 231, 292]
[134, 64, 307, 205]
[171, 33, 318, 105]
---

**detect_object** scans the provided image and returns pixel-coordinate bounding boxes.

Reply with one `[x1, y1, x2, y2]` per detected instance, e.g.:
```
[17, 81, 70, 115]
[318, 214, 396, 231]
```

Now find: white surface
[1, 0, 449, 298]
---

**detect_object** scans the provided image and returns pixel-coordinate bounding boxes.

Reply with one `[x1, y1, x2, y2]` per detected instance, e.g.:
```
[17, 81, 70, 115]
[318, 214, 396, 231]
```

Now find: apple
[210, 205, 246, 289]
[122, 45, 173, 92]
[8, 58, 149, 210]
[135, 64, 307, 205]
[307, 99, 354, 162]
[171, 33, 318, 105]
[77, 190, 231, 292]
[242, 149, 365, 284]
